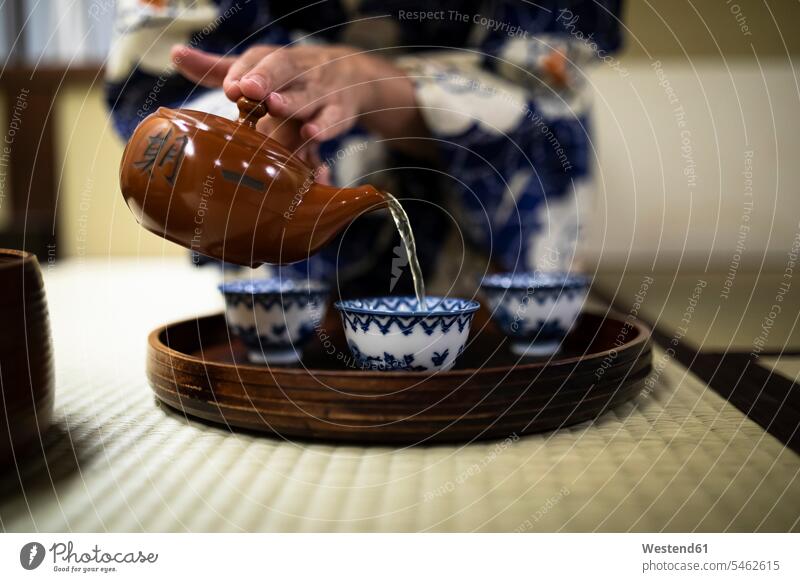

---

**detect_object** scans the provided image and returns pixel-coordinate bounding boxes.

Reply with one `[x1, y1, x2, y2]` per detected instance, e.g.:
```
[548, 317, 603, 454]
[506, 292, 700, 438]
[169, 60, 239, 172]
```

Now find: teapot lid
[155, 97, 310, 174]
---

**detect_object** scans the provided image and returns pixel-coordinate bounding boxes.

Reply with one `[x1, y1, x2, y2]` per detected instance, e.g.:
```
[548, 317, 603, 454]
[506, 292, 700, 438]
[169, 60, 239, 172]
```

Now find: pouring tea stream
[119, 97, 426, 304]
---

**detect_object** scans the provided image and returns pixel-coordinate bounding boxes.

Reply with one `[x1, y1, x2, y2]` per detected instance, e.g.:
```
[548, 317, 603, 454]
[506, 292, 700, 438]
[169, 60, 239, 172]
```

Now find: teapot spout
[275, 182, 387, 262]
[306, 183, 388, 221]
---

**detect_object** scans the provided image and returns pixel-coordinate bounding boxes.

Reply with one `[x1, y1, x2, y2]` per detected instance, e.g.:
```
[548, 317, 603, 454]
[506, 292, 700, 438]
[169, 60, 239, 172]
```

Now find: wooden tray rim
[148, 310, 652, 379]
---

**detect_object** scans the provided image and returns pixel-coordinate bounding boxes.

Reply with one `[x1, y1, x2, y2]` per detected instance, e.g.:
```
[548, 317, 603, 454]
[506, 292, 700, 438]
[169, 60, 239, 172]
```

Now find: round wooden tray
[147, 308, 652, 444]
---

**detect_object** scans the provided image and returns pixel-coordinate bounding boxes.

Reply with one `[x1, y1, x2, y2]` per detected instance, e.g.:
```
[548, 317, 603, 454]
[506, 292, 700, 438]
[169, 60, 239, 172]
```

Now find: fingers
[222, 46, 277, 100]
[175, 44, 359, 145]
[266, 90, 315, 118]
[301, 103, 356, 142]
[303, 142, 322, 169]
[255, 116, 303, 149]
[171, 45, 235, 87]
[267, 90, 356, 143]
[237, 50, 302, 101]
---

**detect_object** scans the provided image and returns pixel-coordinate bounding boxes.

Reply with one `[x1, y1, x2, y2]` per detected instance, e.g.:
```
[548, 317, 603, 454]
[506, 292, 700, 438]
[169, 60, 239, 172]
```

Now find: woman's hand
[255, 115, 324, 176]
[171, 44, 428, 150]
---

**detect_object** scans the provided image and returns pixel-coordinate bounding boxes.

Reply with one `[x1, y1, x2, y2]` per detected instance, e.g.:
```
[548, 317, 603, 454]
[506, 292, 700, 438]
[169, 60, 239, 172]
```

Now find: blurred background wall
[0, 0, 798, 271]
[583, 1, 800, 273]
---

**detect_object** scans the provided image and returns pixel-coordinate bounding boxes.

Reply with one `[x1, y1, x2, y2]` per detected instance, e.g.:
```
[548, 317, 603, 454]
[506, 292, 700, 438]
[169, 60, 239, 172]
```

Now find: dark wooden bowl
[147, 308, 651, 444]
[0, 249, 55, 465]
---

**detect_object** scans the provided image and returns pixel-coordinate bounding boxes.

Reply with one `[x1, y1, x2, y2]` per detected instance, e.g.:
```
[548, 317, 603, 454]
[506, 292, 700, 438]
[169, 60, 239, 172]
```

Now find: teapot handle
[237, 97, 268, 129]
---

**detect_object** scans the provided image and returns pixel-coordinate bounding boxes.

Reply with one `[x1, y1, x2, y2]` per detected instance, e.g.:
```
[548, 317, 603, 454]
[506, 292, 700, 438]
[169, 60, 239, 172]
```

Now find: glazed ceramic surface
[335, 297, 480, 372]
[219, 278, 328, 364]
[481, 272, 589, 356]
[120, 97, 386, 266]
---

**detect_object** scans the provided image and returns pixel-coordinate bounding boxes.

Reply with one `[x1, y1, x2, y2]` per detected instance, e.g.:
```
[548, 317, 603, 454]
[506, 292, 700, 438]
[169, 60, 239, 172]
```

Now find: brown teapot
[119, 97, 386, 266]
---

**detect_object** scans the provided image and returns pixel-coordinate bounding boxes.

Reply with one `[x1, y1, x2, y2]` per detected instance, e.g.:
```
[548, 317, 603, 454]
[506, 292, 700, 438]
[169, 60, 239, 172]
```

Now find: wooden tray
[147, 309, 652, 444]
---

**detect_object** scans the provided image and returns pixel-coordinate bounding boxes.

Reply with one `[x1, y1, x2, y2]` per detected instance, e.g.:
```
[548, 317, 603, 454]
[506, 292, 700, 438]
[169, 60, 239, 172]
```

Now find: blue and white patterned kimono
[107, 0, 622, 296]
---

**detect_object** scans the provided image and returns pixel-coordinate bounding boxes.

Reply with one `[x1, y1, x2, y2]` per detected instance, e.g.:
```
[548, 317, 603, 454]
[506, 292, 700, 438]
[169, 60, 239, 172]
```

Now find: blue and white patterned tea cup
[219, 278, 328, 364]
[480, 272, 589, 357]
[335, 297, 480, 372]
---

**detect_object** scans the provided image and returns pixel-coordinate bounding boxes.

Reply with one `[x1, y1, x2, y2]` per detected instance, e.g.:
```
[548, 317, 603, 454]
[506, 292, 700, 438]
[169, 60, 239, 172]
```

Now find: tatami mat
[1, 260, 798, 532]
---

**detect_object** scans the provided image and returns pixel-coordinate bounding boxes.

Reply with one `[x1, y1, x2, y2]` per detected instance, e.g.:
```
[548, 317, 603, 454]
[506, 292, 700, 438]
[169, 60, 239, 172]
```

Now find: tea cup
[480, 272, 589, 357]
[219, 278, 328, 364]
[335, 296, 480, 372]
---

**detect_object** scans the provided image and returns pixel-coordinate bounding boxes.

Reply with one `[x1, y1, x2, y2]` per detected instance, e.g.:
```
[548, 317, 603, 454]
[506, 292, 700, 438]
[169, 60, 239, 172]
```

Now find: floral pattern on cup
[335, 297, 479, 372]
[480, 272, 589, 357]
[219, 278, 328, 364]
